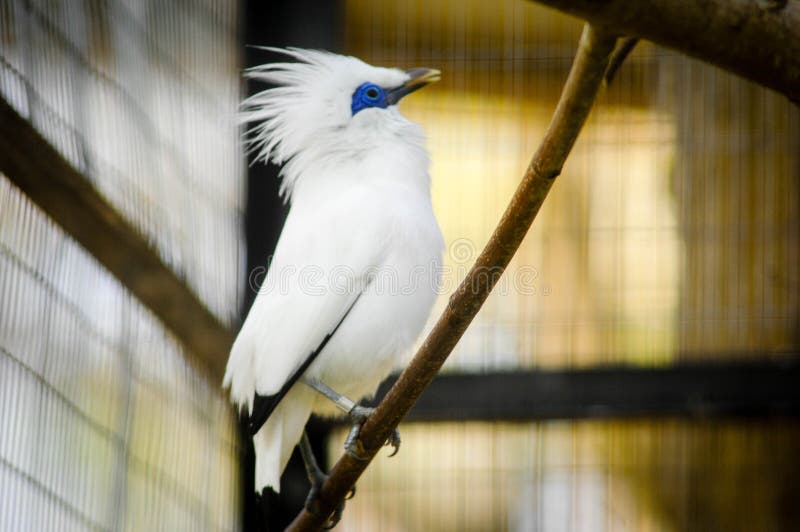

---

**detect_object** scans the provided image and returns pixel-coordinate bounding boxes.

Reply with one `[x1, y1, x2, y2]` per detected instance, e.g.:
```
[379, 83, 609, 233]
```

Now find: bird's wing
[247, 288, 366, 435]
[224, 200, 385, 426]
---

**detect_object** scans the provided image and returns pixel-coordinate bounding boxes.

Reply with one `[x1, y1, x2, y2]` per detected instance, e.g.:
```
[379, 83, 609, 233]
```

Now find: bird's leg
[298, 431, 351, 529]
[301, 376, 358, 414]
[301, 377, 401, 460]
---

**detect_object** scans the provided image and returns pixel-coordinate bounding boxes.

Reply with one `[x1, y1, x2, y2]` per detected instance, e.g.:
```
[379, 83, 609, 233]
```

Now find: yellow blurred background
[330, 1, 800, 531]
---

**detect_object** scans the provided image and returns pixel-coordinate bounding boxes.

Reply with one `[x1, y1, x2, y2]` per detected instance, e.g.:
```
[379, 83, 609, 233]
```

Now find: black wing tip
[245, 290, 369, 436]
[248, 392, 281, 435]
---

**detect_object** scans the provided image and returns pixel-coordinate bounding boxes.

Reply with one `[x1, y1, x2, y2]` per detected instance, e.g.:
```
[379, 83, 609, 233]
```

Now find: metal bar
[0, 98, 234, 381]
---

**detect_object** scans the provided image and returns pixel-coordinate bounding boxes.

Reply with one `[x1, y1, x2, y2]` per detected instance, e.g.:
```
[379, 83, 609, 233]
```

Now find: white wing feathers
[223, 198, 386, 492]
[223, 199, 385, 416]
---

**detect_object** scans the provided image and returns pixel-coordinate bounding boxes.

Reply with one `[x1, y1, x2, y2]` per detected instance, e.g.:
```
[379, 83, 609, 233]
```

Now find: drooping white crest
[241, 48, 415, 198]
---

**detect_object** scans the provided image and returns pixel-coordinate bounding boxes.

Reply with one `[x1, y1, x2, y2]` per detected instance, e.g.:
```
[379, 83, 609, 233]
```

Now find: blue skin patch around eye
[351, 82, 388, 115]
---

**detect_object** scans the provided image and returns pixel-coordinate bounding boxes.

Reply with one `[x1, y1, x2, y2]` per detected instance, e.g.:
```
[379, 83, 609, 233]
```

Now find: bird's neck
[279, 121, 430, 202]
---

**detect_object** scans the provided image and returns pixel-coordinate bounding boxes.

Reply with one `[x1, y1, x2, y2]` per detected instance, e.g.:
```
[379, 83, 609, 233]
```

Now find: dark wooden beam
[240, 2, 345, 531]
[363, 357, 800, 422]
[0, 98, 234, 381]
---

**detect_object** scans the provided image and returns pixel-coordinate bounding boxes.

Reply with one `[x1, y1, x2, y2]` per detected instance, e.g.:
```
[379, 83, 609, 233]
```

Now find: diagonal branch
[605, 37, 639, 86]
[286, 24, 618, 531]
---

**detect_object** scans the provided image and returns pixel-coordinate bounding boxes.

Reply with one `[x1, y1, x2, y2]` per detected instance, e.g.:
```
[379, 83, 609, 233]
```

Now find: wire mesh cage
[1, 0, 243, 530]
[2, 0, 799, 531]
[330, 1, 800, 530]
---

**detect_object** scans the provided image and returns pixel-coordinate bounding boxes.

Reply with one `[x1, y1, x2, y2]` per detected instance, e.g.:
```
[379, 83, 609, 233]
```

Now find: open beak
[385, 68, 441, 105]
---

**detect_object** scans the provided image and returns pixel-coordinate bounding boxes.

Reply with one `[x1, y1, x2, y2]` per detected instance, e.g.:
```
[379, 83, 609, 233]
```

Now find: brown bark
[529, 0, 800, 102]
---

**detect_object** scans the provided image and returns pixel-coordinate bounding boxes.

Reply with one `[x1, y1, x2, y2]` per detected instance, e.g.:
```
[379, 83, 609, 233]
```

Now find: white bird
[223, 48, 443, 513]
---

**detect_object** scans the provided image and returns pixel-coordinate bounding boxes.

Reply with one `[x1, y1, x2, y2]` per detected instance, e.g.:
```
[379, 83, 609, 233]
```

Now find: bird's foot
[344, 405, 401, 461]
[304, 471, 355, 529]
[299, 430, 355, 528]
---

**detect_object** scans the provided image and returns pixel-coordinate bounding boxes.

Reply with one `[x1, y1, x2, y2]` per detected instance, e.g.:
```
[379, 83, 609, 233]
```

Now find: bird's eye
[351, 82, 388, 115]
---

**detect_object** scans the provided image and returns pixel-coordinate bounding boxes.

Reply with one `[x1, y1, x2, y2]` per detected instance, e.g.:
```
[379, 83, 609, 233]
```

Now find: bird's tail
[253, 387, 315, 493]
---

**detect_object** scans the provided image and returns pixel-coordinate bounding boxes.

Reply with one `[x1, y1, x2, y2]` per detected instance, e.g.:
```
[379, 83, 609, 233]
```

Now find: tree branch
[286, 24, 618, 531]
[529, 0, 800, 102]
[605, 37, 639, 86]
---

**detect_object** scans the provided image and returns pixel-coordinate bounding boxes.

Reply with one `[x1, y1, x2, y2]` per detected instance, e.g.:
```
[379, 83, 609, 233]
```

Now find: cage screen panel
[337, 1, 800, 530]
[0, 177, 239, 530]
[343, 0, 799, 372]
[0, 0, 245, 325]
[0, 0, 242, 530]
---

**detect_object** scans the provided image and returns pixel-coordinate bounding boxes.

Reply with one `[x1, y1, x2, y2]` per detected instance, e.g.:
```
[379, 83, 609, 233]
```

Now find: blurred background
[1, 0, 798, 531]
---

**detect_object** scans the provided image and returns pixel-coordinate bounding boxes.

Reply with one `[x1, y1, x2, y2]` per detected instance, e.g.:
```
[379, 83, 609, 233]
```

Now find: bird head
[241, 48, 440, 198]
